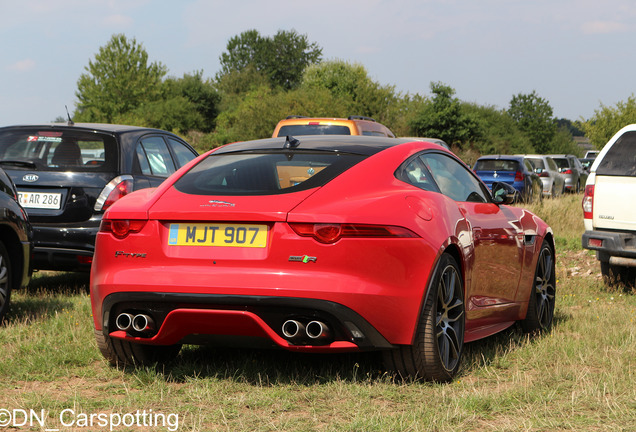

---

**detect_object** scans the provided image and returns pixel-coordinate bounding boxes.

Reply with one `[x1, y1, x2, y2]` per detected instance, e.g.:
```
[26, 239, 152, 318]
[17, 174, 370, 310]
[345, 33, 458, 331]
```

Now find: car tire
[95, 329, 181, 367]
[383, 253, 465, 382]
[0, 241, 12, 323]
[600, 261, 636, 289]
[521, 240, 556, 333]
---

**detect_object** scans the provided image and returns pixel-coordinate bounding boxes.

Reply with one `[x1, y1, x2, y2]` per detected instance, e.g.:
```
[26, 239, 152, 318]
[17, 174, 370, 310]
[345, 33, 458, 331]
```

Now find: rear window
[174, 151, 366, 195]
[597, 131, 636, 176]
[528, 158, 545, 170]
[0, 128, 117, 172]
[552, 158, 569, 169]
[474, 159, 520, 171]
[277, 125, 351, 136]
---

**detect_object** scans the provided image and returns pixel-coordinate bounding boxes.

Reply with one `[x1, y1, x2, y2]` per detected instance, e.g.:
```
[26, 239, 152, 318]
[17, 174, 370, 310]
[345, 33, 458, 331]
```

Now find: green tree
[583, 95, 636, 148]
[214, 86, 350, 144]
[217, 29, 322, 90]
[507, 90, 556, 153]
[408, 82, 480, 146]
[161, 71, 220, 132]
[75, 34, 167, 122]
[301, 60, 398, 124]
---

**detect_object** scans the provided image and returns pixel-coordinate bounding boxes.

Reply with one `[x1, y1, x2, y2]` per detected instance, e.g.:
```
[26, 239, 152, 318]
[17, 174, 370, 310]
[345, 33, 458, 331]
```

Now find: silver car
[550, 154, 588, 193]
[518, 154, 566, 198]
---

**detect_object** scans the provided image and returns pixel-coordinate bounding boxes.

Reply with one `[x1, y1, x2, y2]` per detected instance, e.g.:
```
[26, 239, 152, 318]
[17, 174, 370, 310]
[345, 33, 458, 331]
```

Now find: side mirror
[491, 181, 517, 205]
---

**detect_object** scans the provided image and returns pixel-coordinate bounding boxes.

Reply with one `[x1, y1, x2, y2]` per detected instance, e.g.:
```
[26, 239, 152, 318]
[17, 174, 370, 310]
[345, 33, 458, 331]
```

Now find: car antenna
[284, 135, 300, 149]
[65, 105, 74, 126]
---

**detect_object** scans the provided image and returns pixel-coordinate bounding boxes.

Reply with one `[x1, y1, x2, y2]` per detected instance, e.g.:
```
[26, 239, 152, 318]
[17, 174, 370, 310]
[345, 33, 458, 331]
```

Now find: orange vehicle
[272, 116, 395, 138]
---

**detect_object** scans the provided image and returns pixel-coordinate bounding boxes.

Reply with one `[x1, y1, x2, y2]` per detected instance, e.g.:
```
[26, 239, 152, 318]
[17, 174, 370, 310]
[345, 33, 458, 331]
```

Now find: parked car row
[472, 153, 588, 202]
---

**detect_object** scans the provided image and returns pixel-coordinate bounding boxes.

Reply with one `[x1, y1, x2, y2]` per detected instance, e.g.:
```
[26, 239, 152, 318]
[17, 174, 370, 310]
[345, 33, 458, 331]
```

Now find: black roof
[214, 135, 420, 156]
[0, 122, 167, 134]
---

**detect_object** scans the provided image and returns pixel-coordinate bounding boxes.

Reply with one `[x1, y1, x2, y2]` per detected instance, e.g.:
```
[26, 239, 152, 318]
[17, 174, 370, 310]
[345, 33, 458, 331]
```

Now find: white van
[582, 124, 636, 286]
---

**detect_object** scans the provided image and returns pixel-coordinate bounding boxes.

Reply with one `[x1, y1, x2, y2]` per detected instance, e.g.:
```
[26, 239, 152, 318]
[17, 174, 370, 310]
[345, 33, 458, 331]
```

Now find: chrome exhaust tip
[306, 320, 330, 340]
[282, 320, 305, 339]
[132, 314, 155, 333]
[115, 313, 134, 331]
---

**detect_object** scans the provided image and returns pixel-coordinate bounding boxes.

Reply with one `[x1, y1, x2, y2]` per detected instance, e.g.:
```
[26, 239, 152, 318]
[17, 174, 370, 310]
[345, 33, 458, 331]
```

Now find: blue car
[473, 155, 543, 203]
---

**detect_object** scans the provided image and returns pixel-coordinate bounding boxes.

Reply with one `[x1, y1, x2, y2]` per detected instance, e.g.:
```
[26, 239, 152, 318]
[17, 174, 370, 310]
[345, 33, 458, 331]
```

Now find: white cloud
[102, 14, 134, 28]
[7, 59, 36, 72]
[581, 20, 628, 35]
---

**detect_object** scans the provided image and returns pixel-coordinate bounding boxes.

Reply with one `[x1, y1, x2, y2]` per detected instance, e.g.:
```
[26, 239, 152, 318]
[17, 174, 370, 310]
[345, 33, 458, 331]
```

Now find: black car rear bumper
[32, 223, 99, 271]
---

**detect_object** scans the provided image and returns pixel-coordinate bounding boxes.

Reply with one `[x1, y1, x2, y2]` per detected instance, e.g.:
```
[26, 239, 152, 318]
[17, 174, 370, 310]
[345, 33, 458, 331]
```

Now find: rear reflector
[588, 238, 603, 248]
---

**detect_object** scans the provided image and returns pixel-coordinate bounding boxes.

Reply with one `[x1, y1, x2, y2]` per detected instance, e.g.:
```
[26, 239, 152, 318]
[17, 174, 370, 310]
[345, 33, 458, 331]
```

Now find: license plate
[167, 223, 268, 248]
[18, 191, 62, 209]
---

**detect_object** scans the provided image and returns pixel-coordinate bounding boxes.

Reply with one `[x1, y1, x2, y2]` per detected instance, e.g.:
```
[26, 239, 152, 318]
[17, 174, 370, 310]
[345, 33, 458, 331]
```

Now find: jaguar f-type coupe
[90, 136, 555, 382]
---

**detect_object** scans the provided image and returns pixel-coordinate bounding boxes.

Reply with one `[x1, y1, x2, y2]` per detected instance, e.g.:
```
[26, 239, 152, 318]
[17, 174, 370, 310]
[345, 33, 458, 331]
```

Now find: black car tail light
[289, 223, 418, 244]
[100, 219, 147, 239]
[94, 175, 134, 212]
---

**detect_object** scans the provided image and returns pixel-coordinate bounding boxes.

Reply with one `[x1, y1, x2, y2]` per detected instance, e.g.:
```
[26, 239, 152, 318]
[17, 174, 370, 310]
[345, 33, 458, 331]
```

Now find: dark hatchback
[0, 123, 198, 272]
[0, 167, 32, 321]
[473, 155, 543, 203]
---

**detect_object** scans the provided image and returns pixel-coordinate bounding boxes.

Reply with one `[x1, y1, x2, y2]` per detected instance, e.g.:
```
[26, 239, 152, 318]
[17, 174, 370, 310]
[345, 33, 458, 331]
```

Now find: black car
[0, 123, 198, 272]
[0, 167, 32, 322]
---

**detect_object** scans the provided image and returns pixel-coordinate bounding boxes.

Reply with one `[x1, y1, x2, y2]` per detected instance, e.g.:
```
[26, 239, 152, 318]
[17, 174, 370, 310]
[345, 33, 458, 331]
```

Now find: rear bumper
[582, 230, 636, 259]
[99, 292, 394, 352]
[31, 222, 99, 271]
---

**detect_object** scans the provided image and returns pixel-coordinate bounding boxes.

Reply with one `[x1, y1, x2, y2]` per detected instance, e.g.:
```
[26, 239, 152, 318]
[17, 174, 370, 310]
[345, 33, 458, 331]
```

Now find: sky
[2, 0, 635, 127]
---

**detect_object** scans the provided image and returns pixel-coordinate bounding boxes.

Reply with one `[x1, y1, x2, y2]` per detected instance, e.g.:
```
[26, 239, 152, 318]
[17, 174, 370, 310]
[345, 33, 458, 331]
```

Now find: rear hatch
[473, 158, 519, 187]
[592, 131, 636, 231]
[0, 127, 118, 224]
[145, 149, 368, 260]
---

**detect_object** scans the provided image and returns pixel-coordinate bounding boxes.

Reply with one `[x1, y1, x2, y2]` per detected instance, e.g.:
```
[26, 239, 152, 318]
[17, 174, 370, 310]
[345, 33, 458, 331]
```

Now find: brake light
[100, 219, 147, 239]
[582, 185, 594, 219]
[94, 175, 134, 211]
[514, 171, 524, 182]
[562, 169, 573, 174]
[538, 171, 549, 177]
[289, 223, 418, 244]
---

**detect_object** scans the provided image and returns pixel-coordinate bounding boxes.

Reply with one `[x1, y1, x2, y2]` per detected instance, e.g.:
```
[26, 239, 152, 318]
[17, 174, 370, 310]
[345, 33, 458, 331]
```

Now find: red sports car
[90, 136, 555, 382]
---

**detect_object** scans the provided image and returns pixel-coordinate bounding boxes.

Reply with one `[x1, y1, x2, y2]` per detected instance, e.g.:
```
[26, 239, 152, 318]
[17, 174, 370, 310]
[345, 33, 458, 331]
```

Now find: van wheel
[600, 261, 636, 288]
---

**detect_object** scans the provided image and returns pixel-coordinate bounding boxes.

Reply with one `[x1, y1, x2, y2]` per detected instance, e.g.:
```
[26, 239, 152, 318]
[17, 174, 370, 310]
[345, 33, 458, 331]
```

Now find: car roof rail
[348, 115, 376, 122]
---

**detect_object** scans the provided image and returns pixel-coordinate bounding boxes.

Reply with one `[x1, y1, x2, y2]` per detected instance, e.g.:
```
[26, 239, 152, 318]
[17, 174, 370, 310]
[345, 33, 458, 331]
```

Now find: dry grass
[0, 196, 634, 431]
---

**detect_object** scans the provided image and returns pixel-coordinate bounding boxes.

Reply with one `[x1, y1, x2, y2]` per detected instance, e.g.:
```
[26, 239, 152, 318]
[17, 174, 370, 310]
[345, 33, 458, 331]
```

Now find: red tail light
[514, 171, 524, 182]
[562, 169, 573, 174]
[94, 175, 134, 212]
[582, 185, 594, 219]
[538, 171, 549, 177]
[289, 223, 418, 244]
[100, 219, 147, 239]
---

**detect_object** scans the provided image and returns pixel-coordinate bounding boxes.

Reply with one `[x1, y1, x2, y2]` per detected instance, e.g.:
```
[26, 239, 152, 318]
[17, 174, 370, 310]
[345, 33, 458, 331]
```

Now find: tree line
[70, 31, 627, 163]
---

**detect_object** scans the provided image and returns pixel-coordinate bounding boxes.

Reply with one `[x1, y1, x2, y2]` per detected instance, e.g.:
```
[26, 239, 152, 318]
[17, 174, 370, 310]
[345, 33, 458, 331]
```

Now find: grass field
[0, 194, 634, 431]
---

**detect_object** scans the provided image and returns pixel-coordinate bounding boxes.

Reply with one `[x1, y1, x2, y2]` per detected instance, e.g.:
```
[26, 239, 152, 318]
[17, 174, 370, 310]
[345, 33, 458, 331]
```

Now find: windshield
[0, 128, 117, 172]
[174, 151, 366, 196]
